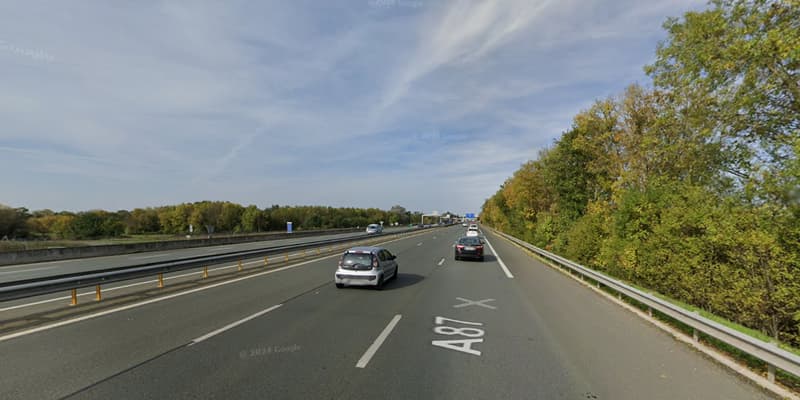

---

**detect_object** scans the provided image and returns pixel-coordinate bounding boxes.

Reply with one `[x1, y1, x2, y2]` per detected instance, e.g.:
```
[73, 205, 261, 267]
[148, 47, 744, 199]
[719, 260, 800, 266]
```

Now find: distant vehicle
[454, 236, 484, 261]
[366, 224, 383, 234]
[466, 226, 479, 237]
[461, 222, 468, 227]
[335, 246, 398, 289]
[469, 224, 478, 230]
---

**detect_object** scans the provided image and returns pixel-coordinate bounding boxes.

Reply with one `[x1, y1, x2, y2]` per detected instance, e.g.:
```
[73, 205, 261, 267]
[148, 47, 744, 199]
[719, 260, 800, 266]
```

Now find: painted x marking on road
[453, 297, 497, 310]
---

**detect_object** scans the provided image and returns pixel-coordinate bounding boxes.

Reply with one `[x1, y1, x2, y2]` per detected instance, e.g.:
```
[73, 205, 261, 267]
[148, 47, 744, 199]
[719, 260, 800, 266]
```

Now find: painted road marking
[453, 297, 497, 310]
[416, 242, 423, 246]
[189, 304, 283, 345]
[437, 258, 445, 266]
[356, 314, 402, 368]
[0, 266, 57, 275]
[483, 237, 514, 279]
[431, 316, 484, 356]
[130, 253, 171, 260]
[206, 246, 234, 252]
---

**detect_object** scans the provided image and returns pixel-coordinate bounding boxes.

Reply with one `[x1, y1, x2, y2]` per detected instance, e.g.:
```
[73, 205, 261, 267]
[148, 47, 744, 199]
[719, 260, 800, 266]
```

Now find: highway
[0, 228, 406, 283]
[0, 225, 774, 399]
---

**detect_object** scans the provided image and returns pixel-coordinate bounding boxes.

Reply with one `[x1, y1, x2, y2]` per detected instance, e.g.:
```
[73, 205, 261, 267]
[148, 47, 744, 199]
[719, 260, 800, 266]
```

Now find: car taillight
[476, 245, 483, 250]
[456, 245, 464, 250]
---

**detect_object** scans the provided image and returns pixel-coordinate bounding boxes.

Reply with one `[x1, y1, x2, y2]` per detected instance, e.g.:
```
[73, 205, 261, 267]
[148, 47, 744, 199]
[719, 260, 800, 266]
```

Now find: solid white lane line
[189, 304, 282, 345]
[0, 266, 57, 275]
[356, 314, 402, 368]
[129, 253, 171, 260]
[483, 238, 514, 279]
[417, 242, 422, 246]
[437, 258, 445, 266]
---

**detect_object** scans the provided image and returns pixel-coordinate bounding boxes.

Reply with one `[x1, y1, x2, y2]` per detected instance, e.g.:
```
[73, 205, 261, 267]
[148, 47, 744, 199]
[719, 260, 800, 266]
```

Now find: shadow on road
[453, 255, 496, 263]
[382, 272, 424, 290]
[344, 273, 424, 291]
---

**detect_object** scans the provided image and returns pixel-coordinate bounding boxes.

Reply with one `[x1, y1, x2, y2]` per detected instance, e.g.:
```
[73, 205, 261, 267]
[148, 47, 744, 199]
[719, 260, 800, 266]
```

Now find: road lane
[0, 227, 445, 400]
[0, 225, 776, 399]
[61, 227, 457, 400]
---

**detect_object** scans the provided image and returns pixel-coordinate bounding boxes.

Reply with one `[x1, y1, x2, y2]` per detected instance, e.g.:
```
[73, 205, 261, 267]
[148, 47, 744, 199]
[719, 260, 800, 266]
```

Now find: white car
[366, 224, 383, 234]
[466, 226, 479, 237]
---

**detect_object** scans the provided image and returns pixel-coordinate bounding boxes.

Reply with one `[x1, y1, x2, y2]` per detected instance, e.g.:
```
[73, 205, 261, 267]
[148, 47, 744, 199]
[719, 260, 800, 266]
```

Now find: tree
[127, 208, 160, 234]
[646, 0, 799, 187]
[68, 211, 106, 239]
[218, 202, 244, 232]
[157, 204, 193, 234]
[240, 205, 265, 232]
[0, 205, 30, 238]
[190, 202, 223, 234]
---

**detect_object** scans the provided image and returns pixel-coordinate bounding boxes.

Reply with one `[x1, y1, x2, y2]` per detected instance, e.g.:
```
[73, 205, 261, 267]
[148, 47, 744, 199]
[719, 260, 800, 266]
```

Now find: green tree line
[482, 0, 800, 346]
[0, 203, 420, 240]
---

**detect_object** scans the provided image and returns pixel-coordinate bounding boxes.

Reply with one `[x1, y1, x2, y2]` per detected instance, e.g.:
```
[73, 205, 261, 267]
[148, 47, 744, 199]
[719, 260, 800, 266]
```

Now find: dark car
[454, 236, 484, 261]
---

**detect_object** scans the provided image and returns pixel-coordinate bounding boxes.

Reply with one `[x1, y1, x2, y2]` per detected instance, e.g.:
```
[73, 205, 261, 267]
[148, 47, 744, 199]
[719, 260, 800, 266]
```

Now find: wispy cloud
[0, 0, 706, 213]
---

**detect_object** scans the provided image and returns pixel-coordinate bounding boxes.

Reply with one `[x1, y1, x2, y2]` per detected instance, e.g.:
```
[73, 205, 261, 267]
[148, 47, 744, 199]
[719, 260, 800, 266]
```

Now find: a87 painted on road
[431, 316, 485, 356]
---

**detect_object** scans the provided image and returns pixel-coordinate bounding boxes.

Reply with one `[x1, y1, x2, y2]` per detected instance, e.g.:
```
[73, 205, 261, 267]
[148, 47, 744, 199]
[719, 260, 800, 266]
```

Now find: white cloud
[0, 0, 706, 212]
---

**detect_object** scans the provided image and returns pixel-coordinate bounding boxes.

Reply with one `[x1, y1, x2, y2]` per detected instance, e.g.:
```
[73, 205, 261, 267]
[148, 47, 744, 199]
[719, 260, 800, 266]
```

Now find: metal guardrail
[0, 227, 434, 303]
[490, 228, 800, 382]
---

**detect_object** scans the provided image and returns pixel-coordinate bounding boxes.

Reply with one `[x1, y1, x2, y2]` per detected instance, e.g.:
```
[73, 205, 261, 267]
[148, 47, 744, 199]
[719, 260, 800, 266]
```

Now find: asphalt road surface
[0, 226, 774, 399]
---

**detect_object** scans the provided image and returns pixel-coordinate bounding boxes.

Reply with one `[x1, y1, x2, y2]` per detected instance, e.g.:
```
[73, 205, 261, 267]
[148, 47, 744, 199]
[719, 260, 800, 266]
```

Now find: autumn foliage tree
[482, 0, 800, 345]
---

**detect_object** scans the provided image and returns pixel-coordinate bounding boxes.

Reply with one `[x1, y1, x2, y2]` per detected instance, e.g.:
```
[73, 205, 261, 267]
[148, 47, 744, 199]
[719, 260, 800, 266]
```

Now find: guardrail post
[264, 256, 269, 266]
[158, 273, 164, 288]
[95, 285, 102, 301]
[767, 364, 776, 382]
[647, 307, 652, 317]
[203, 266, 209, 279]
[285, 253, 289, 263]
[317, 248, 321, 255]
[70, 288, 78, 306]
[693, 329, 699, 342]
[238, 260, 243, 272]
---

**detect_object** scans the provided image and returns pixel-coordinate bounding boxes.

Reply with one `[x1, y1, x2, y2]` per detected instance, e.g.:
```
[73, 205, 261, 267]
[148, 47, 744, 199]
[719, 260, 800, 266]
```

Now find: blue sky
[0, 0, 705, 215]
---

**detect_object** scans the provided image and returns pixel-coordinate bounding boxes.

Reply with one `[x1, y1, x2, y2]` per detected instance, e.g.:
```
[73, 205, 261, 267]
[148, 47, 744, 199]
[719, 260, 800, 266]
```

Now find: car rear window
[458, 237, 481, 245]
[342, 252, 373, 266]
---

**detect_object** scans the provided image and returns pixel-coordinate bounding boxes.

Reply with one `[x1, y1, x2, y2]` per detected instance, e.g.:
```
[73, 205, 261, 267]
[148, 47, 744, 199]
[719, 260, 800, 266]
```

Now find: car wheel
[375, 276, 384, 290]
[335, 283, 344, 289]
[479, 256, 484, 262]
[454, 254, 460, 261]
[392, 266, 399, 280]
